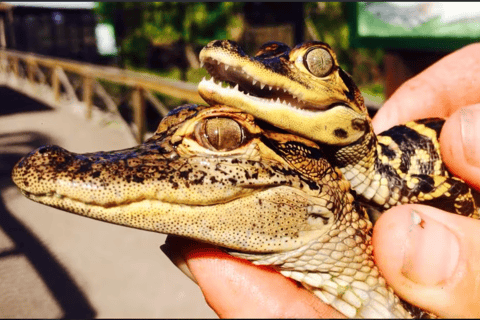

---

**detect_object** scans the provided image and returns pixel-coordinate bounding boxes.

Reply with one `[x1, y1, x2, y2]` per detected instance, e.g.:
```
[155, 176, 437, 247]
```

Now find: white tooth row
[204, 59, 291, 93]
[201, 58, 308, 108]
[202, 76, 300, 108]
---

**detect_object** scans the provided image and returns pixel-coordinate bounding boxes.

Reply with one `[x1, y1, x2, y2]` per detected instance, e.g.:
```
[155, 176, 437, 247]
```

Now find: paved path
[0, 87, 216, 318]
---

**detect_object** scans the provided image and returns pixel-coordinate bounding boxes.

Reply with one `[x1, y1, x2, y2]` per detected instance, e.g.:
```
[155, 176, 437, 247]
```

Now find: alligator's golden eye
[197, 117, 245, 151]
[304, 48, 333, 77]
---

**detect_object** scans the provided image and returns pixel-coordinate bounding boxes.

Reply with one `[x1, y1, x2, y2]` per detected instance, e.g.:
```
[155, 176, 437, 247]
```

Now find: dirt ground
[0, 87, 217, 318]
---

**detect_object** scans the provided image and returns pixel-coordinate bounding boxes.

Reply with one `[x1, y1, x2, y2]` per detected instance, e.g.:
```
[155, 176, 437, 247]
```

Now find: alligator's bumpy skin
[13, 104, 411, 318]
[198, 40, 479, 220]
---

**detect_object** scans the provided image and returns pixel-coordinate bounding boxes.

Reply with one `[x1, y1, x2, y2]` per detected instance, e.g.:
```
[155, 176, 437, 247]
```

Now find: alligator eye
[304, 48, 333, 77]
[197, 117, 245, 151]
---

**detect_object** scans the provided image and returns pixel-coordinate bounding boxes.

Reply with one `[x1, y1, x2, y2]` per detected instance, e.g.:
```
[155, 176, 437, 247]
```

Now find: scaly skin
[12, 104, 413, 318]
[198, 40, 479, 219]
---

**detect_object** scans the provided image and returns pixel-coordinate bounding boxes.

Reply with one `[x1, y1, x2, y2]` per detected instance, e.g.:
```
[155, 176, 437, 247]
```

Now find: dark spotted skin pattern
[198, 40, 479, 220]
[12, 103, 362, 253]
[13, 104, 416, 318]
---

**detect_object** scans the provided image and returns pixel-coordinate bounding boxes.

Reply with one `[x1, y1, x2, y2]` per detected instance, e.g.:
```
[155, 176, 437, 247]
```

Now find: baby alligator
[13, 104, 421, 318]
[198, 40, 479, 220]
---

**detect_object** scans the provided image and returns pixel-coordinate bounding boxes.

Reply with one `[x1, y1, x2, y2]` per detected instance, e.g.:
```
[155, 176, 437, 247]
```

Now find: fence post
[132, 86, 146, 143]
[52, 66, 60, 103]
[26, 59, 37, 96]
[27, 60, 34, 83]
[83, 75, 93, 119]
[12, 56, 18, 77]
[0, 51, 5, 74]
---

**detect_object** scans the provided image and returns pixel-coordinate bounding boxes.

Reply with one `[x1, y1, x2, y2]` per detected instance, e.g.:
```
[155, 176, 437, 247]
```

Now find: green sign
[348, 2, 480, 51]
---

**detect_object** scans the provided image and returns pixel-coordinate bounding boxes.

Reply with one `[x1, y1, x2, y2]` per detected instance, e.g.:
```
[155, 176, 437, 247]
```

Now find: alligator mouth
[19, 186, 262, 209]
[18, 184, 319, 254]
[199, 57, 324, 111]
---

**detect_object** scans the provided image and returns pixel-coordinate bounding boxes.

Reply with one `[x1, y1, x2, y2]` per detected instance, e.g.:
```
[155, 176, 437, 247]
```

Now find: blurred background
[1, 2, 479, 318]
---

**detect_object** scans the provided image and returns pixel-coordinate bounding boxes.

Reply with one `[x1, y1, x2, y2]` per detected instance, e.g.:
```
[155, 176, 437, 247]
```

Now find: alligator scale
[12, 40, 479, 319]
[198, 40, 479, 220]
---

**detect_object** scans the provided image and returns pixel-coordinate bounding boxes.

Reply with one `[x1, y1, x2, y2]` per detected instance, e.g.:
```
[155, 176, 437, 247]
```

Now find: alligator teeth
[200, 62, 204, 68]
[252, 79, 257, 85]
[260, 83, 265, 90]
[268, 85, 273, 91]
[224, 64, 229, 71]
[234, 84, 239, 91]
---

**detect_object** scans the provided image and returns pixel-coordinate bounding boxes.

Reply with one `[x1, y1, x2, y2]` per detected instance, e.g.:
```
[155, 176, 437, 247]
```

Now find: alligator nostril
[210, 40, 223, 48]
[13, 145, 60, 169]
[14, 145, 73, 173]
[35, 145, 69, 156]
[38, 146, 49, 154]
[12, 144, 79, 192]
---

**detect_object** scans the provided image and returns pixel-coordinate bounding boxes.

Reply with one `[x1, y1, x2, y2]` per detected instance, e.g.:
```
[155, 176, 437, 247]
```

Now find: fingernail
[401, 210, 460, 286]
[460, 106, 480, 167]
[160, 242, 198, 284]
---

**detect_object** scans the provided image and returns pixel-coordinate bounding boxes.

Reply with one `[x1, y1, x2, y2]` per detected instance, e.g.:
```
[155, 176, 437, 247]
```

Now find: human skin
[370, 42, 480, 318]
[165, 43, 480, 318]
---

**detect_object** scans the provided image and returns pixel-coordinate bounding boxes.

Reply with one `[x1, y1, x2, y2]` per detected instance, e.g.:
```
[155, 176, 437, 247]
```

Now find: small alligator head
[12, 104, 410, 318]
[198, 40, 370, 146]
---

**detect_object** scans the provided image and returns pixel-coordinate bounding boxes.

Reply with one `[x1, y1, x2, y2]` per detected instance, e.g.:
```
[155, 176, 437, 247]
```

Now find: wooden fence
[0, 49, 204, 142]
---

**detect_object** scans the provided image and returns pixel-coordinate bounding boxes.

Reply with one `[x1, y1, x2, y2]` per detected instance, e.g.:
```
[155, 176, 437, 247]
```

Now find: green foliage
[95, 2, 384, 95]
[128, 2, 243, 44]
[94, 2, 116, 25]
[95, 2, 244, 68]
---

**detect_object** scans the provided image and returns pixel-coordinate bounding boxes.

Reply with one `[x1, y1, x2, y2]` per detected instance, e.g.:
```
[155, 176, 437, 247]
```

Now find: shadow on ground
[0, 95, 96, 317]
[0, 87, 53, 116]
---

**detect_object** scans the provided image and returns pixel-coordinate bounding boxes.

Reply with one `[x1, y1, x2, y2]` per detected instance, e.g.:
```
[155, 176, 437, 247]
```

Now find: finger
[373, 204, 480, 318]
[372, 43, 480, 133]
[440, 104, 480, 190]
[166, 237, 344, 318]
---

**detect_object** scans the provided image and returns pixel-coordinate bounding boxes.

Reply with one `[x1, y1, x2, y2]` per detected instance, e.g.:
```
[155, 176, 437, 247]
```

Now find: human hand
[372, 42, 480, 318]
[161, 236, 344, 318]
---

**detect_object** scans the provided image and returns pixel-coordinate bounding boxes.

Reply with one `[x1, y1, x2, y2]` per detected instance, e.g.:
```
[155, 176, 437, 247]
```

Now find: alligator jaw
[18, 181, 323, 253]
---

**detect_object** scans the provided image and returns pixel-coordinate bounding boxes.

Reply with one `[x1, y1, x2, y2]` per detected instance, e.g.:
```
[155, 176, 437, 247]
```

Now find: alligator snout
[12, 145, 77, 194]
[11, 142, 175, 207]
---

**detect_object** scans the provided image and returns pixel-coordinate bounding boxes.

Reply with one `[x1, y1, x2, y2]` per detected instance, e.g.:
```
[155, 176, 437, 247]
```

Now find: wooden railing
[0, 49, 205, 142]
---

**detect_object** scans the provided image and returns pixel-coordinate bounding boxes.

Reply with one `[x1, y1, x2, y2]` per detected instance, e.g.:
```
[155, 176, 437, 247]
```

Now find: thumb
[372, 204, 480, 318]
[440, 104, 480, 190]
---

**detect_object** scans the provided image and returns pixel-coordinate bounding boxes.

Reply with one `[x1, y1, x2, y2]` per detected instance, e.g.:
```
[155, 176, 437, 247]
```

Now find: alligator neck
[323, 129, 392, 212]
[230, 202, 411, 318]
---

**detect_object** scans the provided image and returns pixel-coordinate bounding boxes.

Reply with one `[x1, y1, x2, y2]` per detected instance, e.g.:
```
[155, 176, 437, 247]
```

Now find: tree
[95, 2, 244, 79]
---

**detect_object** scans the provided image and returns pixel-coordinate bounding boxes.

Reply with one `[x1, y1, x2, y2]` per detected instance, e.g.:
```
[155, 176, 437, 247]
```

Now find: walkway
[0, 87, 216, 318]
